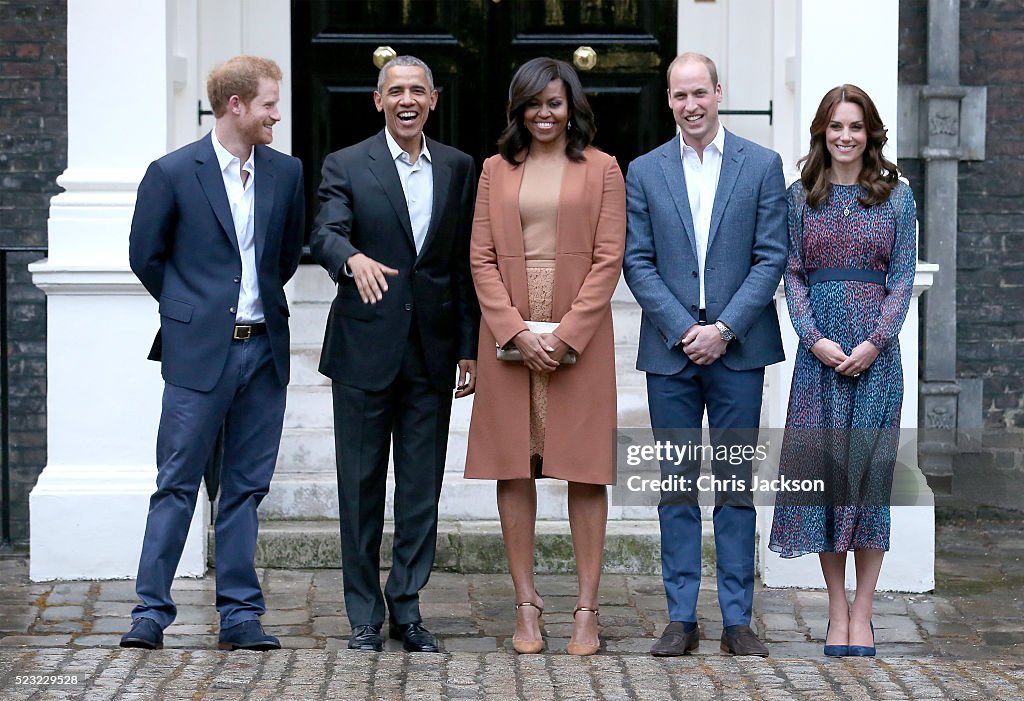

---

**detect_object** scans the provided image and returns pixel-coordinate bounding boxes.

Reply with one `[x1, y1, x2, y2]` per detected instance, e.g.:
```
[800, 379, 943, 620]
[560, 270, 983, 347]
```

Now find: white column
[29, 0, 207, 580]
[758, 0, 936, 592]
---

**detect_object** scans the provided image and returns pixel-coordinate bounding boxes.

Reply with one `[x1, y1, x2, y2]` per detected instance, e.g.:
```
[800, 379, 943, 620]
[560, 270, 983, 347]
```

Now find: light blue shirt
[385, 128, 433, 254]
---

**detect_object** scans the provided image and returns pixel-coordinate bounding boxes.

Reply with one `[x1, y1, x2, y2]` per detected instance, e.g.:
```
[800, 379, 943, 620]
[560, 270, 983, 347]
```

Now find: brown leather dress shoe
[720, 624, 769, 656]
[650, 621, 699, 656]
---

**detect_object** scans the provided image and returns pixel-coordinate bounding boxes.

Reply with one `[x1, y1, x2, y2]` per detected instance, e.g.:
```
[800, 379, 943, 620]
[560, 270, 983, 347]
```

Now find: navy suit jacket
[129, 133, 305, 391]
[623, 130, 787, 373]
[310, 130, 480, 393]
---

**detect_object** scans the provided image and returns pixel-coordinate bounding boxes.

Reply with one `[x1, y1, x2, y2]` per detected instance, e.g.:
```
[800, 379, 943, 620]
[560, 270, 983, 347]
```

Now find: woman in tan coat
[465, 57, 626, 656]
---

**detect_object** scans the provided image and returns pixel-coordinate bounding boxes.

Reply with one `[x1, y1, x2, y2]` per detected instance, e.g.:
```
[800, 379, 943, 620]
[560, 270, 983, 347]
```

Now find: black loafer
[389, 621, 441, 653]
[650, 621, 699, 657]
[120, 617, 164, 650]
[348, 624, 383, 651]
[720, 624, 769, 657]
[218, 620, 281, 651]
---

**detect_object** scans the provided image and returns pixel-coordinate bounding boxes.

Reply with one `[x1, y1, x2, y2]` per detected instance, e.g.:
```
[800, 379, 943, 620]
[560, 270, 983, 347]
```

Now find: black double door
[292, 0, 677, 224]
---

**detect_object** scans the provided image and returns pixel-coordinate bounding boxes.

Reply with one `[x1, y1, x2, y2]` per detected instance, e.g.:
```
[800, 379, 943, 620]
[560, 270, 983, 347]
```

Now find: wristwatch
[714, 320, 736, 343]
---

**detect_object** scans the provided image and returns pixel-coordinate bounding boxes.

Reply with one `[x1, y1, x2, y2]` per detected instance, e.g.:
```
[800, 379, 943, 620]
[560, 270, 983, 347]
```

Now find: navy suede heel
[823, 620, 849, 657]
[847, 620, 875, 657]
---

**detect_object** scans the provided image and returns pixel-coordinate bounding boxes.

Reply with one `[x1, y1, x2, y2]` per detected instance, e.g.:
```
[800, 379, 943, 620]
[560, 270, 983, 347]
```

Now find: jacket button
[691, 270, 698, 278]
[229, 307, 236, 314]
[233, 276, 241, 283]
[690, 304, 697, 311]
[404, 303, 412, 311]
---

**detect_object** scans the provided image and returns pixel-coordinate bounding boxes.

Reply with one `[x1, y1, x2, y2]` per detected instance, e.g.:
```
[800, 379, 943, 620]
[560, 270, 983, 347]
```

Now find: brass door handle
[373, 46, 397, 69]
[573, 46, 597, 71]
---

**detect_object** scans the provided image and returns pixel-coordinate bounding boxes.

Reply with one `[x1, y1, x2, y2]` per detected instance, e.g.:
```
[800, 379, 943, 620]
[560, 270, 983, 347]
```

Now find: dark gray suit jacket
[310, 130, 479, 392]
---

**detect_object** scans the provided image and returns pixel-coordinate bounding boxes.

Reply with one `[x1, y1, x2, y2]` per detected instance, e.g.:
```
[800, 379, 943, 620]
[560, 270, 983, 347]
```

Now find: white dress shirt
[680, 125, 725, 310]
[211, 129, 263, 324]
[385, 128, 434, 254]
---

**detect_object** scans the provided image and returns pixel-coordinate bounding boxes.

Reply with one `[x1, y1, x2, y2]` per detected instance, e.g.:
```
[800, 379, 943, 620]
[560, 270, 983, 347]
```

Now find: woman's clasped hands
[810, 338, 880, 378]
[511, 329, 572, 372]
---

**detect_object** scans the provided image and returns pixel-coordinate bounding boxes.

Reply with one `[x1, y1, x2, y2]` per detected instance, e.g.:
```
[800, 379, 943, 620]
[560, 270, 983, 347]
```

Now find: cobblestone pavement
[1, 517, 1022, 699]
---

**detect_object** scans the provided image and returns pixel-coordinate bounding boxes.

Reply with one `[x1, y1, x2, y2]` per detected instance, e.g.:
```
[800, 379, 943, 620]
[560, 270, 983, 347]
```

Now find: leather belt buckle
[233, 325, 253, 341]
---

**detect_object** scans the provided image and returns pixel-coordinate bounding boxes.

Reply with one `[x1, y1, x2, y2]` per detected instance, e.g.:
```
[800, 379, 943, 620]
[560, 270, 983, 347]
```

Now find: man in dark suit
[310, 56, 479, 653]
[623, 53, 787, 657]
[121, 56, 304, 651]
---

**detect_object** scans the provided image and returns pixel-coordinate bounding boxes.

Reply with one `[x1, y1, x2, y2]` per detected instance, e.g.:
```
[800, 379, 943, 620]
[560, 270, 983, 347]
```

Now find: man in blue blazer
[623, 53, 787, 657]
[122, 56, 304, 651]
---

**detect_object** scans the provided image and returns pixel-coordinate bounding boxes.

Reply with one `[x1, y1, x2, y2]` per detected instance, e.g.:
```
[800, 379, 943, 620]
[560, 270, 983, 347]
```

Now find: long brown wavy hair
[497, 57, 596, 166]
[798, 84, 899, 209]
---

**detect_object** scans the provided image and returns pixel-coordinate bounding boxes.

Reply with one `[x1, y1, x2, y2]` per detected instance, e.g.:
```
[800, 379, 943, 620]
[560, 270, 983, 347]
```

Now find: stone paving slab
[1, 517, 1023, 698]
[1, 649, 1023, 700]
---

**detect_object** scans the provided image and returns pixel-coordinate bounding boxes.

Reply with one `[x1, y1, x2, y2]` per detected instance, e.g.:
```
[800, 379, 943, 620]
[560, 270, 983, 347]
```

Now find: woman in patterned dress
[465, 58, 626, 655]
[768, 85, 917, 657]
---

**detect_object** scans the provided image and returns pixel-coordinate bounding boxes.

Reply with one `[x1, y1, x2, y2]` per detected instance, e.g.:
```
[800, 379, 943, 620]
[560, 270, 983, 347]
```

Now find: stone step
[275, 426, 471, 472]
[287, 342, 647, 391]
[263, 469, 667, 521]
[285, 269, 646, 347]
[289, 303, 330, 346]
[284, 383, 651, 431]
[284, 264, 336, 302]
[288, 303, 643, 350]
[231, 519, 720, 574]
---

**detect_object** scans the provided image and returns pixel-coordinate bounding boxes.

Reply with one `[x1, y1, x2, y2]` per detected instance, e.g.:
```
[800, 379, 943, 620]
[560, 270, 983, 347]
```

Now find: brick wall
[900, 0, 1024, 508]
[0, 1, 66, 544]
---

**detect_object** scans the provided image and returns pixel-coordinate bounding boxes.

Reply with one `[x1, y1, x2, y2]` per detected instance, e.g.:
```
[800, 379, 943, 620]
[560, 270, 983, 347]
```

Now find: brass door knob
[573, 46, 597, 71]
[373, 46, 397, 69]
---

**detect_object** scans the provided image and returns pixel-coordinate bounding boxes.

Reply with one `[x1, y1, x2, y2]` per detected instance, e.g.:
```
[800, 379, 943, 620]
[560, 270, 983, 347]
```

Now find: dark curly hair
[799, 84, 899, 209]
[497, 57, 596, 166]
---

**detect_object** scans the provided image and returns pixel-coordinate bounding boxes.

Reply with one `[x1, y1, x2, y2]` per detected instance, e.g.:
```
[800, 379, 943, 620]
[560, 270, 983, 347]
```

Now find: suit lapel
[659, 136, 698, 261]
[707, 130, 744, 251]
[417, 137, 450, 260]
[368, 131, 415, 248]
[253, 145, 275, 268]
[499, 156, 529, 316]
[551, 157, 585, 308]
[195, 135, 239, 254]
[500, 157, 527, 259]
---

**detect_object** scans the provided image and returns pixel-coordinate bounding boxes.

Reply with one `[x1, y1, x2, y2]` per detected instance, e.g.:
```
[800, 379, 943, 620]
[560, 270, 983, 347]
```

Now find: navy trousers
[647, 358, 765, 627]
[132, 334, 285, 629]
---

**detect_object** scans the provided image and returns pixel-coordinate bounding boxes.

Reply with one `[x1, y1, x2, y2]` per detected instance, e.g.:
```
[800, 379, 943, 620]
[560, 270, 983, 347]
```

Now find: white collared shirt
[211, 128, 263, 323]
[679, 125, 725, 309]
[385, 128, 433, 254]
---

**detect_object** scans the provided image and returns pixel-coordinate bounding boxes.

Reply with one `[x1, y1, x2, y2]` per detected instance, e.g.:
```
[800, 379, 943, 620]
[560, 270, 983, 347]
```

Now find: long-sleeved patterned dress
[769, 180, 917, 558]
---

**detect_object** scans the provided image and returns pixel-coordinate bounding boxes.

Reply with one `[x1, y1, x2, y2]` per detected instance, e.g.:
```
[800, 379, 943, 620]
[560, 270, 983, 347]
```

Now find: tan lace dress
[518, 156, 565, 460]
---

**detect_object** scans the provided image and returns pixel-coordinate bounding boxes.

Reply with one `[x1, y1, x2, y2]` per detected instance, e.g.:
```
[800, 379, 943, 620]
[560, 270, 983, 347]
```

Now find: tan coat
[464, 148, 626, 484]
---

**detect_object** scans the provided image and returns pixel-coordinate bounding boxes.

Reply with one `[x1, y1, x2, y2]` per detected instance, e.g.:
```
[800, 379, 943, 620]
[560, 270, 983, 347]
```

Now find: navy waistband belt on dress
[807, 268, 886, 286]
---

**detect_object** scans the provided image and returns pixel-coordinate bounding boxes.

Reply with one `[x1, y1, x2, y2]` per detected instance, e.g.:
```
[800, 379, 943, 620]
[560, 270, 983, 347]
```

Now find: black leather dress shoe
[120, 617, 164, 650]
[650, 621, 699, 657]
[389, 621, 441, 653]
[348, 624, 383, 651]
[218, 620, 281, 651]
[720, 624, 769, 657]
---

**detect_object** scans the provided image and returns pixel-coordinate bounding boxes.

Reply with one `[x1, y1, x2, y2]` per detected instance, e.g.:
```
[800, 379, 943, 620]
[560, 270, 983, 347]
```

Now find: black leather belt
[232, 323, 267, 340]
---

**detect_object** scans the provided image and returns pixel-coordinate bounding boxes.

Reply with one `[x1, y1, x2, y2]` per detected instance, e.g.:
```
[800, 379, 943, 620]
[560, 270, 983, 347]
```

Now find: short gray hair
[376, 55, 435, 93]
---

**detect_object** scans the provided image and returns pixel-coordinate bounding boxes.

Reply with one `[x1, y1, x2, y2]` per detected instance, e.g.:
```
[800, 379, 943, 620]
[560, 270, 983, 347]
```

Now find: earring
[568, 119, 573, 131]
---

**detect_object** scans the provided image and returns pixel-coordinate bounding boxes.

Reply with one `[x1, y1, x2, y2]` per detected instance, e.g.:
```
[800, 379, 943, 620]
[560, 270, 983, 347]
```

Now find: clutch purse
[497, 321, 578, 365]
